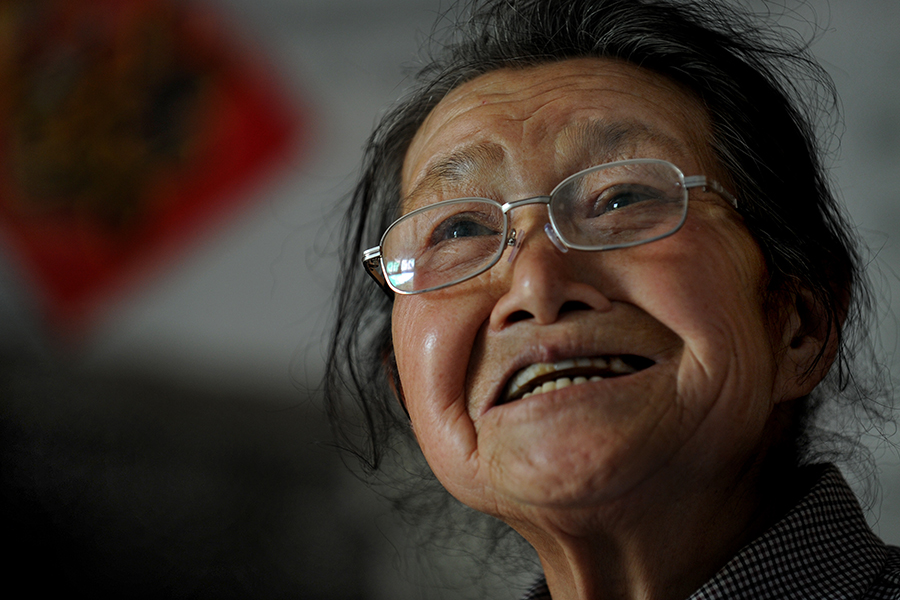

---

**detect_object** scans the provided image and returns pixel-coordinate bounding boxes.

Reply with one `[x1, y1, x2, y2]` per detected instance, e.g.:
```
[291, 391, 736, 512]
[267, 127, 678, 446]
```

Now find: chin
[482, 424, 666, 512]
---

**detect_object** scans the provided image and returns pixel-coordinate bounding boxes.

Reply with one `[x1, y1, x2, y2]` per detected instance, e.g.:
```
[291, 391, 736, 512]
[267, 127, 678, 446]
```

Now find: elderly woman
[326, 0, 899, 598]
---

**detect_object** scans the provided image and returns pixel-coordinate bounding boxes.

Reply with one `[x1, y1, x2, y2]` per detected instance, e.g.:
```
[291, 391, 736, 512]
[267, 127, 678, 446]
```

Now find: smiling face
[391, 58, 810, 524]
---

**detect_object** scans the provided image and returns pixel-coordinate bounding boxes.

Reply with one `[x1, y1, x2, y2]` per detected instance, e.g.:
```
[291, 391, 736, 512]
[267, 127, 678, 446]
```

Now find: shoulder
[864, 544, 900, 599]
[690, 464, 898, 599]
[522, 466, 900, 600]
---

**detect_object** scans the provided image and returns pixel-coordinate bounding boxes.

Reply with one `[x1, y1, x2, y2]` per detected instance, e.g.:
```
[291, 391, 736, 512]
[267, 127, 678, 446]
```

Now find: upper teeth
[519, 375, 604, 399]
[504, 356, 638, 402]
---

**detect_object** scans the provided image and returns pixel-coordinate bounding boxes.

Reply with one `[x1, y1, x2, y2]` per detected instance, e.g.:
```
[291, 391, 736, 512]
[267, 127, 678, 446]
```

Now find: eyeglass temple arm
[683, 176, 738, 209]
[362, 247, 395, 298]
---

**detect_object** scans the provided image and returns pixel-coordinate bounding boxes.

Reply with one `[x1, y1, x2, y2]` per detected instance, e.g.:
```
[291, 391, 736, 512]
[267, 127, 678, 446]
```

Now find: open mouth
[498, 355, 655, 405]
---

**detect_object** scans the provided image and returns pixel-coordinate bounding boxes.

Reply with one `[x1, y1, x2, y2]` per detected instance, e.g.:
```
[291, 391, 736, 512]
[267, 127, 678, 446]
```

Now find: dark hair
[325, 0, 886, 503]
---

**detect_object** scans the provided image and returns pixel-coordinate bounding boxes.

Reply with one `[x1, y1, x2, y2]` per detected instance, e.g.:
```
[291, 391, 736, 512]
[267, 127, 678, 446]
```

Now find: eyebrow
[405, 142, 506, 208]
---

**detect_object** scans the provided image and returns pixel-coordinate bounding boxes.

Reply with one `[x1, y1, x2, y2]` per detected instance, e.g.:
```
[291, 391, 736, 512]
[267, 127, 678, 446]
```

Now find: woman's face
[392, 58, 810, 521]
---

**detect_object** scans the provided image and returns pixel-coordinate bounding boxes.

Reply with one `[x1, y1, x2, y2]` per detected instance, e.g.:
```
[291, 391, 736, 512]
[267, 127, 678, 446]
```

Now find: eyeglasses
[362, 158, 737, 295]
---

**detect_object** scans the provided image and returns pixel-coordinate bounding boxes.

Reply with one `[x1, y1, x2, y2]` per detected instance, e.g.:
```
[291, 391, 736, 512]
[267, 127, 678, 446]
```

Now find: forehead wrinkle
[404, 141, 506, 209]
[556, 120, 694, 171]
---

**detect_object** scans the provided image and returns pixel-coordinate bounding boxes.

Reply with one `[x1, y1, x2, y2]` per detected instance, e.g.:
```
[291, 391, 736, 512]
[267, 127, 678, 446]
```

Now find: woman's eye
[431, 215, 499, 244]
[595, 185, 661, 213]
[447, 220, 493, 238]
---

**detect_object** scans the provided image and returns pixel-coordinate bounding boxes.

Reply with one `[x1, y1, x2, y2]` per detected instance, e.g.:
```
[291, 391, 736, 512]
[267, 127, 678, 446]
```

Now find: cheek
[392, 299, 460, 413]
[391, 294, 492, 497]
[635, 222, 779, 412]
[392, 295, 481, 396]
[646, 219, 771, 345]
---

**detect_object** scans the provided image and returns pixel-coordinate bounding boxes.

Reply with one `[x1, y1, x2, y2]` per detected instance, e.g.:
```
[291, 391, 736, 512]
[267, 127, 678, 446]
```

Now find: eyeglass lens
[382, 160, 688, 293]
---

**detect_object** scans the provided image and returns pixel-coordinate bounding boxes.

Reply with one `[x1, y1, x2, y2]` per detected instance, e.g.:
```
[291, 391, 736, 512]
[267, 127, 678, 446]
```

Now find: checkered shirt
[521, 464, 900, 599]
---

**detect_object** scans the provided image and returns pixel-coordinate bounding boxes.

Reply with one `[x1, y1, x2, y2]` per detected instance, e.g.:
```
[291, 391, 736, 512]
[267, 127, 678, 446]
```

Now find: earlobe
[774, 288, 840, 402]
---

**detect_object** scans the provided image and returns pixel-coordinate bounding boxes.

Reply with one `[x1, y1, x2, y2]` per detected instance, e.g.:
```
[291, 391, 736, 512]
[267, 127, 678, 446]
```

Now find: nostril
[507, 309, 533, 324]
[504, 301, 589, 325]
[559, 300, 592, 314]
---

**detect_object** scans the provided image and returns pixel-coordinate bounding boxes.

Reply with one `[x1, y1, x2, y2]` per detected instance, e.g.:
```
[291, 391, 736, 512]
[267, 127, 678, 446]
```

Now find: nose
[489, 224, 613, 330]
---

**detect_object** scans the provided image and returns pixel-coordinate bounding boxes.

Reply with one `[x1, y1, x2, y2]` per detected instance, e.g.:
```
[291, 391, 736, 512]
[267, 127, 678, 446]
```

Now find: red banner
[0, 0, 302, 332]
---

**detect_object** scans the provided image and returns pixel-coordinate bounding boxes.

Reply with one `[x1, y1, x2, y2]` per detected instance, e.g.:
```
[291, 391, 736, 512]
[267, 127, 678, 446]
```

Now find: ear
[773, 287, 840, 403]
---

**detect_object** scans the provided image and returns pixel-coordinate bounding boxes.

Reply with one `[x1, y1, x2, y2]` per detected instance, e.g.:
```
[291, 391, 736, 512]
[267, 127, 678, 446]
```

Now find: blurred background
[0, 0, 897, 598]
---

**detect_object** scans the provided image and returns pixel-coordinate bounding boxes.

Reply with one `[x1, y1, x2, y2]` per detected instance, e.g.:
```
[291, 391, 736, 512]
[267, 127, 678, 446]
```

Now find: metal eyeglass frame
[362, 158, 738, 297]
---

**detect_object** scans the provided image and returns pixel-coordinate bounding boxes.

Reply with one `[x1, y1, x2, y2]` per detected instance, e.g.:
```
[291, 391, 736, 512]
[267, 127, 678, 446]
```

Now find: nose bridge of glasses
[499, 195, 572, 262]
[500, 195, 552, 214]
[500, 195, 552, 243]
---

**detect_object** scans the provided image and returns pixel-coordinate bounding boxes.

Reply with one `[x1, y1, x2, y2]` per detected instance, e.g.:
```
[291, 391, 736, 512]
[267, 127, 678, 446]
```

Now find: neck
[508, 458, 807, 600]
